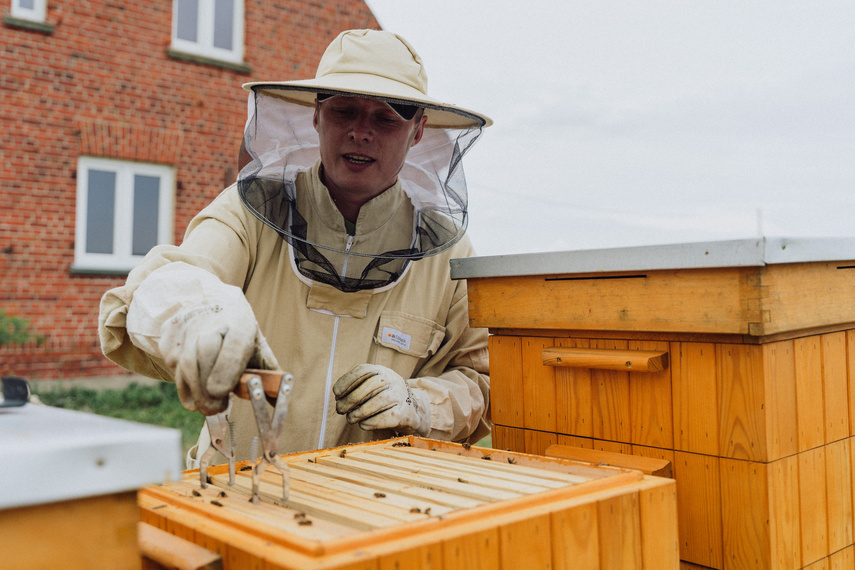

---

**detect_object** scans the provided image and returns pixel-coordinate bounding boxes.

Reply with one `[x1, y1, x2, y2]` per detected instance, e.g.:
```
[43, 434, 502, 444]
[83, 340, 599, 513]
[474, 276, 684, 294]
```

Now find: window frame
[73, 157, 175, 274]
[10, 0, 47, 22]
[170, 0, 245, 65]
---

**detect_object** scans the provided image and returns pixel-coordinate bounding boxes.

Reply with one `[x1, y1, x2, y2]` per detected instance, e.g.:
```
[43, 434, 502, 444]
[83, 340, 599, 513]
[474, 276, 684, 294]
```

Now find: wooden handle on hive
[232, 369, 285, 400]
[542, 347, 669, 373]
[139, 522, 223, 570]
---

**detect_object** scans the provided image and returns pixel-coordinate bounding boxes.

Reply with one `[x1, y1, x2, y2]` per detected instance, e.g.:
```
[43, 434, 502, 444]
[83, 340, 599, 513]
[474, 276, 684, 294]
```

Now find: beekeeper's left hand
[333, 364, 431, 436]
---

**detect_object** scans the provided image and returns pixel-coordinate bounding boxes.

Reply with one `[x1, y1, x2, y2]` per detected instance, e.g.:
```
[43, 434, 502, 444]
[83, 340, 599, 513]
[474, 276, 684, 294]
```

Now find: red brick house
[1, 0, 378, 380]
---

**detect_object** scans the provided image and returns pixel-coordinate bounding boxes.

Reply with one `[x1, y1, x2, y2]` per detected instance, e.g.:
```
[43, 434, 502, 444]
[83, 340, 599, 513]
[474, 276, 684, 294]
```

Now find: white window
[74, 157, 175, 273]
[10, 0, 47, 22]
[171, 0, 244, 64]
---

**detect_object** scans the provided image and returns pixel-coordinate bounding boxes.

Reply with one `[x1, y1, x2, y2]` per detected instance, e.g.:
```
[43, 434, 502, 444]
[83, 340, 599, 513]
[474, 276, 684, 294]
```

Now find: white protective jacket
[99, 161, 491, 463]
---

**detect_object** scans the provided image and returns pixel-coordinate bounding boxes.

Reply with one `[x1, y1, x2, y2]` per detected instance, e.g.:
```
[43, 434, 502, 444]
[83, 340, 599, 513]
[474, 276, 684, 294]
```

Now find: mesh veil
[237, 88, 484, 292]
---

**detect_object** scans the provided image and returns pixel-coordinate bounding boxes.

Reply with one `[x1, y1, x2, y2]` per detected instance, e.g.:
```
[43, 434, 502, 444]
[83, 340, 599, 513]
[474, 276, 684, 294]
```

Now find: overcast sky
[365, 1, 855, 256]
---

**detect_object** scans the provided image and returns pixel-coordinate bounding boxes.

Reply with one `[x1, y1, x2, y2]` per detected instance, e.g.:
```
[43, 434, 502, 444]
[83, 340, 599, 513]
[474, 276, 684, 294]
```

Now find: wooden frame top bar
[451, 237, 855, 280]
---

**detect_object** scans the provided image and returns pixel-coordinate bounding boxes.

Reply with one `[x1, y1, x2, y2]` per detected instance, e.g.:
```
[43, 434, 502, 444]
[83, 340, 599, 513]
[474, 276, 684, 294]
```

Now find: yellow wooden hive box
[451, 237, 855, 570]
[140, 436, 677, 570]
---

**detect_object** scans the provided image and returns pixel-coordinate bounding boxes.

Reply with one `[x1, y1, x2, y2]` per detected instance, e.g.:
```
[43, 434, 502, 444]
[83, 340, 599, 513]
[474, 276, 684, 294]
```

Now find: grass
[33, 382, 203, 456]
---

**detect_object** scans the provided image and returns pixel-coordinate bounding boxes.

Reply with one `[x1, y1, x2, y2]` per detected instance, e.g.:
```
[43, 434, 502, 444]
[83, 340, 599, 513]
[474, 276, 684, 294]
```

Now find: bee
[218, 491, 228, 498]
[481, 455, 492, 460]
[297, 519, 313, 526]
[210, 500, 224, 507]
[339, 449, 347, 458]
[191, 489, 202, 497]
[462, 443, 471, 450]
[410, 507, 422, 514]
[374, 492, 386, 498]
[507, 458, 517, 465]
[240, 465, 253, 472]
[457, 477, 468, 484]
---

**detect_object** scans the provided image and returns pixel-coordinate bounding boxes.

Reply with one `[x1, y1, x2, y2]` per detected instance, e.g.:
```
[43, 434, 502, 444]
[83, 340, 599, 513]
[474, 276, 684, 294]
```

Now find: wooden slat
[492, 424, 525, 454]
[629, 339, 674, 448]
[312, 455, 521, 502]
[285, 463, 454, 516]
[597, 489, 642, 569]
[542, 346, 669, 372]
[795, 336, 826, 452]
[763, 340, 798, 461]
[674, 451, 723, 569]
[290, 460, 482, 509]
[849, 331, 855, 437]
[829, 545, 855, 569]
[162, 478, 359, 540]
[672, 342, 720, 456]
[522, 336, 557, 433]
[211, 473, 404, 530]
[524, 428, 558, 457]
[591, 338, 632, 444]
[489, 335, 524, 429]
[554, 337, 594, 438]
[822, 332, 849, 444]
[825, 439, 853, 554]
[354, 449, 554, 494]
[139, 522, 223, 570]
[768, 454, 801, 570]
[558, 433, 594, 450]
[718, 343, 767, 461]
[592, 438, 632, 455]
[551, 499, 600, 570]
[637, 477, 680, 570]
[377, 539, 442, 570]
[720, 458, 771, 569]
[386, 445, 588, 485]
[441, 527, 500, 570]
[499, 512, 553, 570]
[375, 448, 566, 489]
[798, 446, 830, 565]
[545, 444, 672, 478]
[255, 470, 435, 523]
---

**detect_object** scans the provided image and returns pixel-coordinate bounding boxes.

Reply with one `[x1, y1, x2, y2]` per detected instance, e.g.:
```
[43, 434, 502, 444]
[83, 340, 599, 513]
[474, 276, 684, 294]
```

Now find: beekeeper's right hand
[126, 262, 279, 415]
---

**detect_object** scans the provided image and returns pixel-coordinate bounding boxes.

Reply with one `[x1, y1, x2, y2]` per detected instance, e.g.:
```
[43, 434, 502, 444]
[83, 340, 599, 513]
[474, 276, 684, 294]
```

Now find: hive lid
[0, 404, 182, 509]
[451, 237, 855, 279]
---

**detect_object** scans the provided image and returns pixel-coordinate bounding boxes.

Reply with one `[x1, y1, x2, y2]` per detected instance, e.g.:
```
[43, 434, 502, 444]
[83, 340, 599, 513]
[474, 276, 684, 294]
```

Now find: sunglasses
[317, 93, 421, 121]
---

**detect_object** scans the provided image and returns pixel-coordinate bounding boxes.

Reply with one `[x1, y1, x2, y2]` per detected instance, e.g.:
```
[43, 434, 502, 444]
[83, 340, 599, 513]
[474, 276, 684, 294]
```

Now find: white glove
[333, 364, 431, 436]
[159, 298, 279, 415]
[127, 262, 278, 416]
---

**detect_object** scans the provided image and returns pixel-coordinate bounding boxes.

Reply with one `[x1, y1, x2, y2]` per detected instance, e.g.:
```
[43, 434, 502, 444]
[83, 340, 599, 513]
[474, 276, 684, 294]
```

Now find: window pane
[18, 0, 36, 10]
[132, 175, 160, 256]
[213, 0, 234, 50]
[86, 170, 116, 254]
[176, 0, 198, 42]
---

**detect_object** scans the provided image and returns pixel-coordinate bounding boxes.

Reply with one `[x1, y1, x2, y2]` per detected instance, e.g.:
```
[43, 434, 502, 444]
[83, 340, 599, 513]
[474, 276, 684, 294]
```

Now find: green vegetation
[0, 308, 44, 346]
[32, 381, 492, 459]
[34, 382, 202, 455]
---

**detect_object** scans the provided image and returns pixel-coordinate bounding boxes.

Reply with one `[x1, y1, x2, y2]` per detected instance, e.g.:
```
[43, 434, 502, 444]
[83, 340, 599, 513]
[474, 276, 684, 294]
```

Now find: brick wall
[0, 1, 378, 380]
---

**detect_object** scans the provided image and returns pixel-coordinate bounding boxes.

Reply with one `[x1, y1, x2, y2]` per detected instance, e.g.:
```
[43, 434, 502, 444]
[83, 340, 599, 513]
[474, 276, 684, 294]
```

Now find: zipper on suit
[317, 234, 355, 449]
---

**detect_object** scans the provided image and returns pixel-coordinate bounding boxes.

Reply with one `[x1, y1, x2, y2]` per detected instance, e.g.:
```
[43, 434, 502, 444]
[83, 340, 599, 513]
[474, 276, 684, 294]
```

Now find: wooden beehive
[451, 237, 855, 570]
[140, 436, 678, 569]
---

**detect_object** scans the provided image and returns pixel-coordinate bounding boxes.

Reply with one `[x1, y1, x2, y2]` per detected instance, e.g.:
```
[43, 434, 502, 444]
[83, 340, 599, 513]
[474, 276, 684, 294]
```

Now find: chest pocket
[370, 311, 446, 376]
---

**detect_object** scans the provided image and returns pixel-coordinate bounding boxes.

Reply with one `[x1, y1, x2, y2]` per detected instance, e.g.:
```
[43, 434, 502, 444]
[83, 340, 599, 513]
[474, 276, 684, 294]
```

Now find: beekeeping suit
[98, 29, 492, 464]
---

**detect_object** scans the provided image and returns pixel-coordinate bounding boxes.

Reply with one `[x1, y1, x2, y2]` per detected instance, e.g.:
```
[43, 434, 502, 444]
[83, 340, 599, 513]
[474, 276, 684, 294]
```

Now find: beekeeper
[99, 29, 492, 466]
